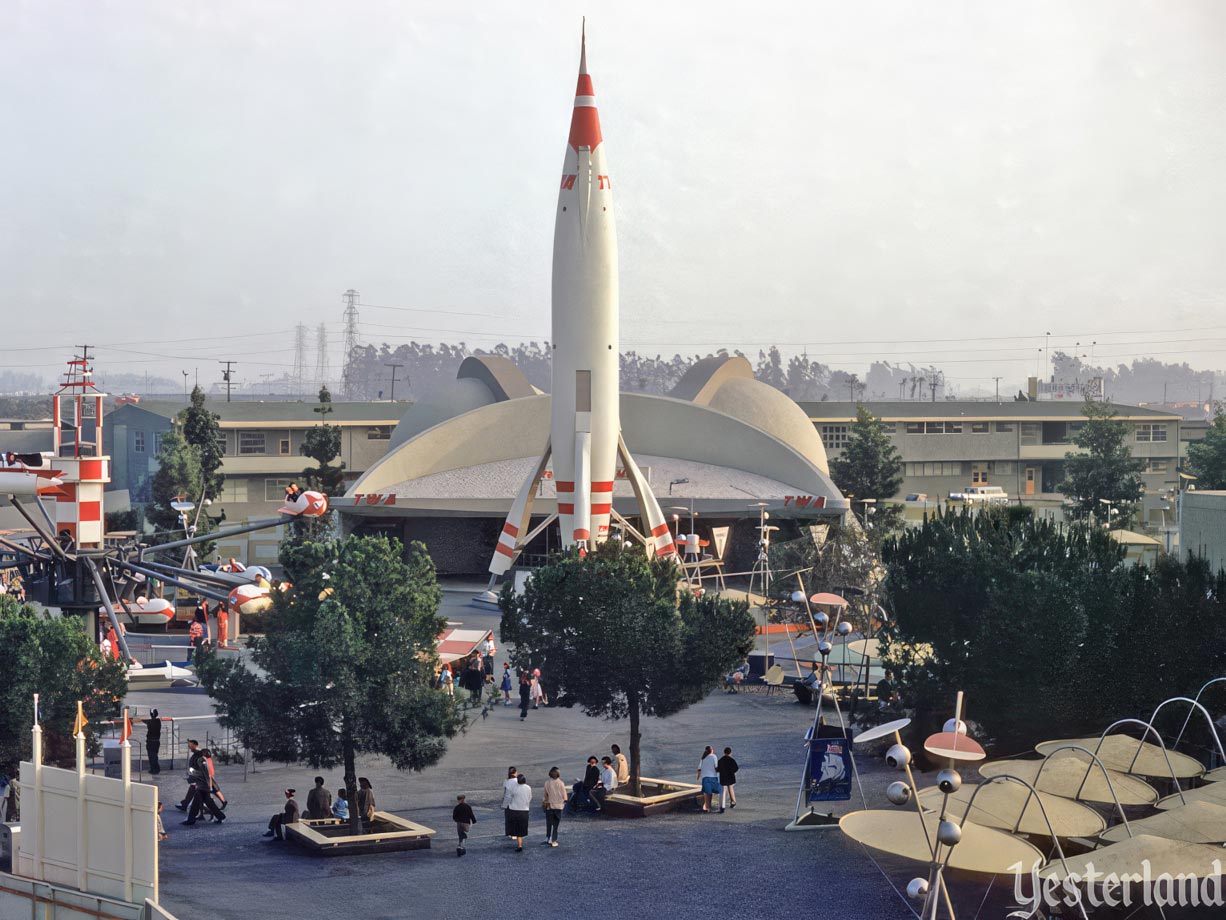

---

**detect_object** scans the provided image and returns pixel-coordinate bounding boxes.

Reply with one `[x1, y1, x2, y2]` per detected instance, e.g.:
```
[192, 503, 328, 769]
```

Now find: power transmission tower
[219, 360, 237, 402]
[341, 289, 360, 398]
[293, 323, 309, 395]
[314, 323, 330, 394]
[385, 363, 405, 401]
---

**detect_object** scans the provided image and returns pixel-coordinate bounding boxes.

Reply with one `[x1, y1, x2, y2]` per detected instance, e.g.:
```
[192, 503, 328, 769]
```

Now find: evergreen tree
[828, 405, 904, 532]
[198, 535, 461, 835]
[147, 429, 203, 533]
[1187, 407, 1226, 490]
[0, 596, 127, 775]
[1057, 399, 1145, 526]
[301, 386, 346, 497]
[499, 542, 754, 796]
[883, 509, 1226, 750]
[181, 386, 224, 500]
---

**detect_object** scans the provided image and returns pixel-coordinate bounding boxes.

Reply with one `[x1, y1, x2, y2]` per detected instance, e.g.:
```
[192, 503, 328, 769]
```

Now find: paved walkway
[122, 594, 927, 919]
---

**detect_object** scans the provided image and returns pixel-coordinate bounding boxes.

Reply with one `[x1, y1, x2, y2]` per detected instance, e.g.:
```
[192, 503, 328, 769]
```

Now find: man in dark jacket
[143, 709, 162, 775]
[263, 788, 300, 840]
[183, 743, 225, 825]
[306, 776, 331, 820]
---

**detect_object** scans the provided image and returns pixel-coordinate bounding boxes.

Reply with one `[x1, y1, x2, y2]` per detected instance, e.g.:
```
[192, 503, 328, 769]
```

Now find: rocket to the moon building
[489, 26, 676, 577]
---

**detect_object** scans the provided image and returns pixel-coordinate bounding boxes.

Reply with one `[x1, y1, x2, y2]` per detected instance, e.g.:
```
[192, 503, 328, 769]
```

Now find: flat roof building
[109, 399, 403, 565]
[802, 400, 1183, 527]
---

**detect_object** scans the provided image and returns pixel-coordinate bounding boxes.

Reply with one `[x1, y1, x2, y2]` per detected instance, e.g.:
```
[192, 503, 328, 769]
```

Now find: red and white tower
[52, 352, 110, 550]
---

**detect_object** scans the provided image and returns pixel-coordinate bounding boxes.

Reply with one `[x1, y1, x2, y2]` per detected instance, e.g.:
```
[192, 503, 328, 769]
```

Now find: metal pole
[83, 557, 134, 662]
[119, 559, 231, 604]
[141, 517, 285, 556]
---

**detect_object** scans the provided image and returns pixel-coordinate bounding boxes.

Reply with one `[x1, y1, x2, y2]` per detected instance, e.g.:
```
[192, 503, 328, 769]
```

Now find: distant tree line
[1052, 351, 1218, 406]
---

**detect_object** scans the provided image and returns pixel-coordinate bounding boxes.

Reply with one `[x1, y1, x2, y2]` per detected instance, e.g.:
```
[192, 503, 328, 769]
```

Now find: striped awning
[437, 627, 493, 664]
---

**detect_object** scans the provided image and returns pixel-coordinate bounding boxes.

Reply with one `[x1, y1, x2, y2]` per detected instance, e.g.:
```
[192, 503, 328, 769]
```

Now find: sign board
[807, 735, 853, 802]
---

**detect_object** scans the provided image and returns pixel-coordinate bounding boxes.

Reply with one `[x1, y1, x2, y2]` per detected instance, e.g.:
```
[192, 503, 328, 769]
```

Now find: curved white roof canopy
[348, 355, 845, 516]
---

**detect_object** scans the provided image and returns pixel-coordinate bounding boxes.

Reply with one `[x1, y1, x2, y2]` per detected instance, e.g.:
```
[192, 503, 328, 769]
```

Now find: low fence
[0, 872, 179, 920]
[91, 711, 249, 782]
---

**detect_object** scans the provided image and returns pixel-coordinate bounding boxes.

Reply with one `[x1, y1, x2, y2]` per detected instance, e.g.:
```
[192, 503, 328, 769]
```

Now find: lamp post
[1098, 497, 1114, 530]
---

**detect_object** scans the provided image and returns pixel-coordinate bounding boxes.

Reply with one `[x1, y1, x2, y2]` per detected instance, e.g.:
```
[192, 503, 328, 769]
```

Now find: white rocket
[489, 26, 677, 577]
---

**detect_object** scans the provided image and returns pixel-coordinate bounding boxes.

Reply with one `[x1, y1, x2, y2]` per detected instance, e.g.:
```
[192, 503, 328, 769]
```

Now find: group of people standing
[696, 745, 738, 813]
[187, 599, 234, 662]
[437, 649, 549, 723]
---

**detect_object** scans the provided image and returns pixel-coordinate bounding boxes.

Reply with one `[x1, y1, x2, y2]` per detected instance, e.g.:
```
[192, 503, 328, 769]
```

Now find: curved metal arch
[1173, 678, 1226, 751]
[1031, 744, 1134, 837]
[1144, 696, 1226, 769]
[946, 773, 1092, 920]
[1095, 718, 1187, 807]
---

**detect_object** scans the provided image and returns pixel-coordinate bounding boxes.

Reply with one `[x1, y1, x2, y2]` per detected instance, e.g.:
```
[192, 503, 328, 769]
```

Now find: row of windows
[903, 421, 1015, 435]
[905, 461, 1017, 478]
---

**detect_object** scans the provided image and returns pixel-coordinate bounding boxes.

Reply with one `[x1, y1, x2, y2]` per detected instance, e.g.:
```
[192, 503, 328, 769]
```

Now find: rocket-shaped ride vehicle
[489, 27, 676, 578]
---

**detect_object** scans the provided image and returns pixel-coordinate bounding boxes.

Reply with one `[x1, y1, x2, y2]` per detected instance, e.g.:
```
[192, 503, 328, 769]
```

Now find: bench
[286, 811, 436, 856]
[602, 777, 705, 818]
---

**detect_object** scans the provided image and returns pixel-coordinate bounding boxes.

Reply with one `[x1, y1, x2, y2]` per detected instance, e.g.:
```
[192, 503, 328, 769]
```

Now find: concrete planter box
[602, 777, 704, 818]
[286, 812, 436, 857]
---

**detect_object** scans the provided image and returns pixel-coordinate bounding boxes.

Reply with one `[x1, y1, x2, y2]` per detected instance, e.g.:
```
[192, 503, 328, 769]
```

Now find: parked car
[948, 485, 1009, 505]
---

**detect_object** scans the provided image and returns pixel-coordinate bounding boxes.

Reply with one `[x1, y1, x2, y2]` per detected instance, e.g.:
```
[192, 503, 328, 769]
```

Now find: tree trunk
[628, 689, 642, 798]
[343, 728, 363, 836]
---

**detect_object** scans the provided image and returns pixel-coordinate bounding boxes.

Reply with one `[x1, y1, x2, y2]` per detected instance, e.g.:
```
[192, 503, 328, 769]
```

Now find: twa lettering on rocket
[488, 25, 676, 577]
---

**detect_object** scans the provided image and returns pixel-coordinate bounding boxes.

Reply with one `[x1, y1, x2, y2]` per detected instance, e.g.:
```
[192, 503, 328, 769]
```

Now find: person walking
[611, 744, 629, 786]
[182, 745, 225, 825]
[506, 774, 532, 852]
[542, 766, 567, 847]
[439, 663, 454, 696]
[306, 776, 331, 820]
[143, 709, 161, 775]
[500, 664, 513, 706]
[697, 745, 720, 813]
[216, 601, 231, 650]
[483, 635, 497, 680]
[501, 766, 518, 836]
[357, 777, 376, 824]
[466, 657, 484, 703]
[530, 671, 544, 710]
[202, 748, 227, 813]
[532, 668, 548, 706]
[518, 672, 531, 721]
[262, 788, 299, 840]
[453, 794, 476, 856]
[717, 747, 739, 812]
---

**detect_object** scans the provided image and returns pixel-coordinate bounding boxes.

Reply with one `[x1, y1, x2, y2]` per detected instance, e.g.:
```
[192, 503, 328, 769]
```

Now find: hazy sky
[2, 0, 1224, 393]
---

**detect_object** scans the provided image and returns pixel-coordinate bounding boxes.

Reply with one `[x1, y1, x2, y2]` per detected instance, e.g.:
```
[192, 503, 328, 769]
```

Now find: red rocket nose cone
[568, 25, 603, 152]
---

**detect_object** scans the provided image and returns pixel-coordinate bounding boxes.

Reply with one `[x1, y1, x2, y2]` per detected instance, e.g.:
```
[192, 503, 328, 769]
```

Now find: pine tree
[181, 386, 223, 501]
[828, 405, 904, 530]
[300, 386, 346, 497]
[499, 542, 754, 796]
[198, 536, 461, 835]
[1057, 399, 1145, 526]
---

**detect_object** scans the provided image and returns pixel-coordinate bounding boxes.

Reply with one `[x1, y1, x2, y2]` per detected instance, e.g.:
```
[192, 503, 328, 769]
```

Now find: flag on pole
[72, 700, 88, 737]
[120, 707, 132, 744]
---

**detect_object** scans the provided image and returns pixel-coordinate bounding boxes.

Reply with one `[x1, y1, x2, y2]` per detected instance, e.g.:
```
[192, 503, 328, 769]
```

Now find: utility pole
[219, 360, 236, 403]
[993, 376, 1002, 404]
[385, 363, 405, 401]
[342, 289, 361, 398]
[182, 371, 189, 400]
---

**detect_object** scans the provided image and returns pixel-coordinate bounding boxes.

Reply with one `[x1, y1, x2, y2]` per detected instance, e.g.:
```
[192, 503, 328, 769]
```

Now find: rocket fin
[489, 443, 552, 577]
[616, 434, 677, 559]
[573, 428, 592, 545]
